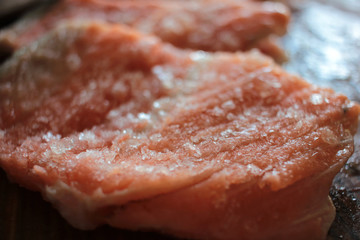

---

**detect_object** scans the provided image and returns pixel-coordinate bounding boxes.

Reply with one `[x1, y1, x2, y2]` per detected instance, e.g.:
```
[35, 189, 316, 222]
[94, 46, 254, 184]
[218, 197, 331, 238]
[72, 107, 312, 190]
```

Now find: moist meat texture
[0, 0, 289, 61]
[0, 23, 359, 240]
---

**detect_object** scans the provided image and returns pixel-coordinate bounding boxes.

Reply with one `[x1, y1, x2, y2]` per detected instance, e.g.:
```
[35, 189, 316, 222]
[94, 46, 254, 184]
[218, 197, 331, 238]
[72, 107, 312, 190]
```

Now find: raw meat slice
[0, 0, 290, 61]
[0, 22, 359, 240]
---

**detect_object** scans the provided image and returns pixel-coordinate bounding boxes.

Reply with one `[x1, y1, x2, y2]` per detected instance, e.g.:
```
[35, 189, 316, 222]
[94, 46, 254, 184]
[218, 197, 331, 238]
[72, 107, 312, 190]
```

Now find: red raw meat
[0, 0, 289, 61]
[0, 23, 358, 239]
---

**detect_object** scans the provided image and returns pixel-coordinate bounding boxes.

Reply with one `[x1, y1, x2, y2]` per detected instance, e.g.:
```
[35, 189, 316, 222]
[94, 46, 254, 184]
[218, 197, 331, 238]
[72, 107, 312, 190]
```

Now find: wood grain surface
[0, 168, 177, 239]
[0, 1, 360, 240]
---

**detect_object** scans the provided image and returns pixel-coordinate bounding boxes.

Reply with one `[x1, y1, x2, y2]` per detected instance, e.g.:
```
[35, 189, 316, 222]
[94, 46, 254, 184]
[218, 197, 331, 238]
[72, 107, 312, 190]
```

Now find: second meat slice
[0, 0, 290, 62]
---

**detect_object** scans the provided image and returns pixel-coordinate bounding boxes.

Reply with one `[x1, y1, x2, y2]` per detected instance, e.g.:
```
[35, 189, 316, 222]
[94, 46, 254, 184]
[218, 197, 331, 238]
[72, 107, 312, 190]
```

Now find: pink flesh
[0, 23, 359, 239]
[0, 0, 289, 60]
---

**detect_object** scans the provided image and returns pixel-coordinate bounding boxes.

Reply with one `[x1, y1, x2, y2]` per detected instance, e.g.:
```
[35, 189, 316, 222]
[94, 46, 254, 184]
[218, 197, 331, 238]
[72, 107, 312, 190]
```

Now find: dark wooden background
[0, 0, 360, 239]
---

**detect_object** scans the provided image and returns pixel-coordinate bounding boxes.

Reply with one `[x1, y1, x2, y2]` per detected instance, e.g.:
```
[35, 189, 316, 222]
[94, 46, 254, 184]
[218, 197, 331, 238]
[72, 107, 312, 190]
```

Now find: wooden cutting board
[0, 0, 359, 239]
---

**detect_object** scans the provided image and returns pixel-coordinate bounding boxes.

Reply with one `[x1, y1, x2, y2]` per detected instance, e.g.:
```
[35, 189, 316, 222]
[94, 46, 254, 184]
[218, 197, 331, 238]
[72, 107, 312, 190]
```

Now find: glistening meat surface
[0, 0, 289, 61]
[0, 23, 359, 240]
